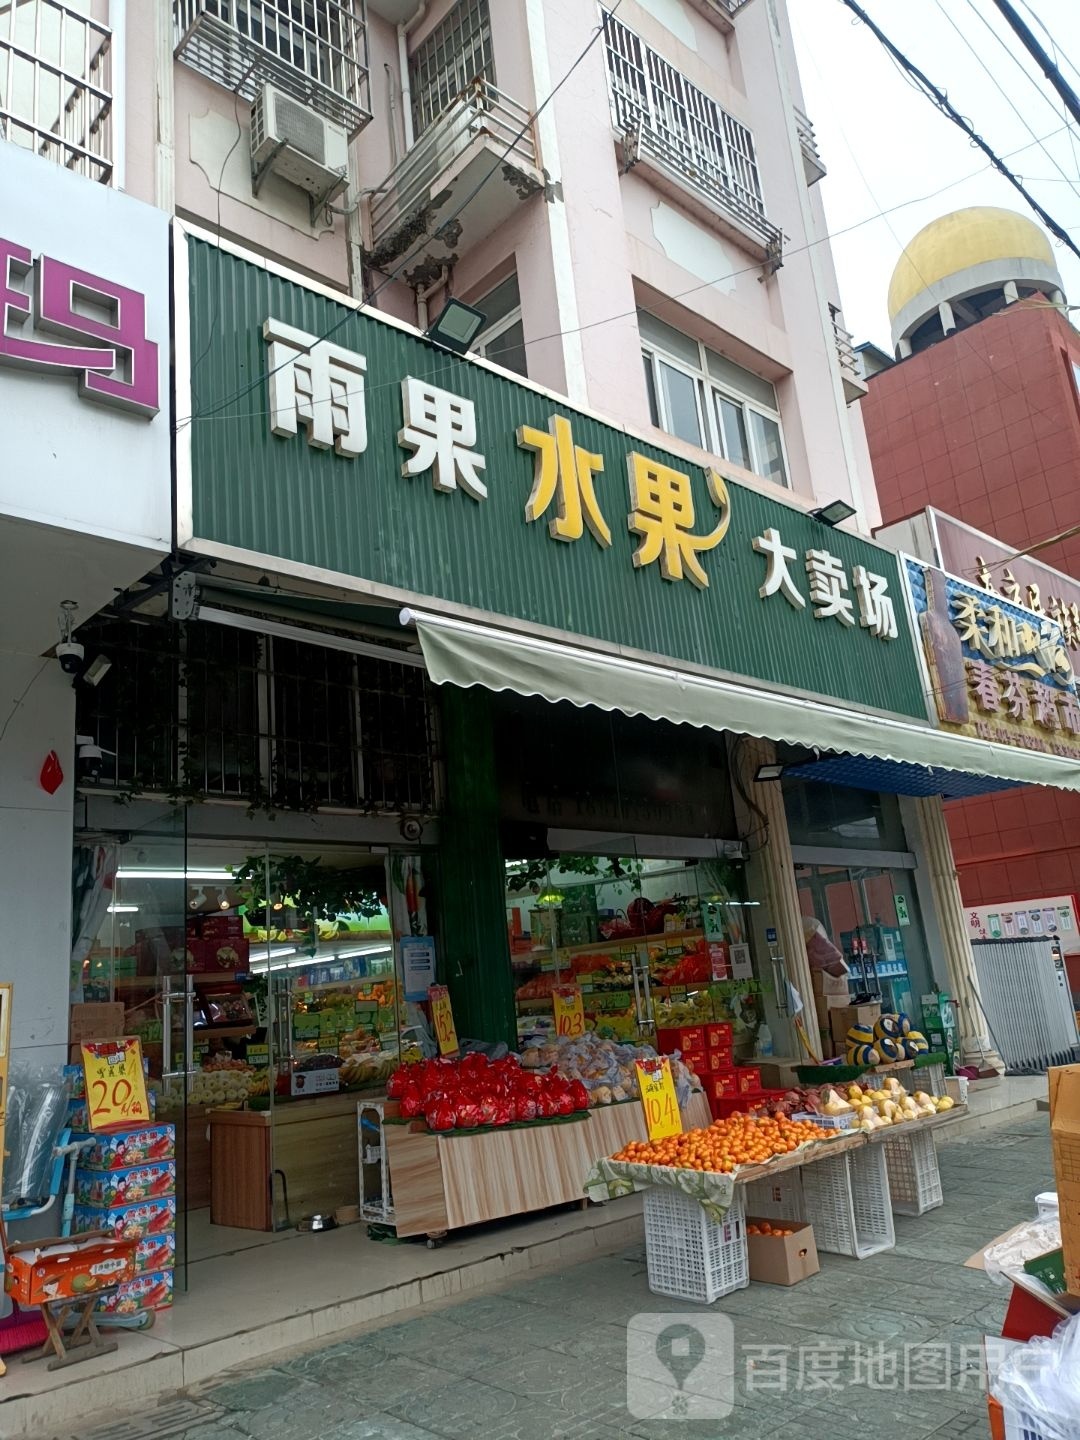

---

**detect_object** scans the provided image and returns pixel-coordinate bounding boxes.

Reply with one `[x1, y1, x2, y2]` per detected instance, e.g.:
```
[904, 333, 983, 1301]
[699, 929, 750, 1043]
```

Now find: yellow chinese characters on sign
[627, 455, 731, 588]
[518, 416, 611, 546]
[919, 564, 1080, 762]
[428, 984, 460, 1057]
[635, 1057, 683, 1141]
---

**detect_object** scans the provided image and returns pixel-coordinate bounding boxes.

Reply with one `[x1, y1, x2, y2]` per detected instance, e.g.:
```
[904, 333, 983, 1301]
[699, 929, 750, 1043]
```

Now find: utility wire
[839, 0, 1080, 262]
[174, 120, 1073, 431]
[945, 0, 1080, 202]
[185, 3, 623, 429]
[991, 0, 1080, 129]
[1015, 0, 1080, 89]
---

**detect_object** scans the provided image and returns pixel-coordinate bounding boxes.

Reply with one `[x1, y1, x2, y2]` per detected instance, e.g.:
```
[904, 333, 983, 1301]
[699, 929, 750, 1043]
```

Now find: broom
[0, 1214, 47, 1357]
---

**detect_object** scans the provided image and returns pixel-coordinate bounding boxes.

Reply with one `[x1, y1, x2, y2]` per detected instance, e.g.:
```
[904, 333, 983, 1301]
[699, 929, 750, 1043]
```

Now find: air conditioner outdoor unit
[251, 84, 350, 204]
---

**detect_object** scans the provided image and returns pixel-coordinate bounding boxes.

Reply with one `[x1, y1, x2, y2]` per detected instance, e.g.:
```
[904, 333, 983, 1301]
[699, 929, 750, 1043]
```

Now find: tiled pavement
[73, 1116, 1053, 1440]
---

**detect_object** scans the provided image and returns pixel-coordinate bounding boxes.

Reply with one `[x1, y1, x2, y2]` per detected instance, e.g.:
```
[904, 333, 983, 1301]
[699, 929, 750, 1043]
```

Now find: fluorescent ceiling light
[107, 904, 139, 913]
[116, 869, 235, 882]
[333, 943, 393, 960]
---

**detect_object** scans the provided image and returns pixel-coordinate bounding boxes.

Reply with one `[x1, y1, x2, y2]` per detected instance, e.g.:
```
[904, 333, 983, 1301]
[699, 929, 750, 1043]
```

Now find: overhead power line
[839, 0, 1080, 263]
[991, 0, 1080, 130]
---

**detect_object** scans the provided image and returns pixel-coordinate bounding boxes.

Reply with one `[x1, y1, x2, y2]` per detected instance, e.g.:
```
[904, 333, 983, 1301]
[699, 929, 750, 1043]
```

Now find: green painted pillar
[436, 685, 516, 1046]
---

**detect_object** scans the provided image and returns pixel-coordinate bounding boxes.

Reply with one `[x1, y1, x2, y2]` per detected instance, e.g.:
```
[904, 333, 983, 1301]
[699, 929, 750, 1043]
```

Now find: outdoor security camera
[76, 735, 105, 781]
[56, 640, 85, 675]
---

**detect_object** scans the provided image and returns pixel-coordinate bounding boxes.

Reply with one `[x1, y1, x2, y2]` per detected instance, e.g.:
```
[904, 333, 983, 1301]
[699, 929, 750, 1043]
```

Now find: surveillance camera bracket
[171, 572, 201, 622]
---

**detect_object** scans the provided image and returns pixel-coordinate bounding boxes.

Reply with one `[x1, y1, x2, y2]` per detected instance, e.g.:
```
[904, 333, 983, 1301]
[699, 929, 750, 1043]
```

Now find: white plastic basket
[643, 1185, 748, 1304]
[882, 1128, 943, 1216]
[743, 1171, 804, 1221]
[800, 1143, 895, 1258]
[1003, 1403, 1054, 1440]
[914, 1061, 947, 1098]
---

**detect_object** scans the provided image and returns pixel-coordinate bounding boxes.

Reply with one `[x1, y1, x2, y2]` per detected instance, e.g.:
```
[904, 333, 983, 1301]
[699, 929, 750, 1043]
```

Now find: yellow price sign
[635, 1057, 683, 1141]
[552, 985, 586, 1038]
[428, 984, 459, 1057]
[81, 1037, 151, 1133]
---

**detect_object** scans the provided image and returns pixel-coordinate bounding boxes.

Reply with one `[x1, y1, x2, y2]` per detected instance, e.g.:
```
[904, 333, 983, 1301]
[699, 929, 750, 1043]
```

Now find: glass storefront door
[794, 861, 930, 1018]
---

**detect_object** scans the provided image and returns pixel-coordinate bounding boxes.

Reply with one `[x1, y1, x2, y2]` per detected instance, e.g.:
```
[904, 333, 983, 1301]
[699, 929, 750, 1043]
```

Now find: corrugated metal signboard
[177, 228, 926, 721]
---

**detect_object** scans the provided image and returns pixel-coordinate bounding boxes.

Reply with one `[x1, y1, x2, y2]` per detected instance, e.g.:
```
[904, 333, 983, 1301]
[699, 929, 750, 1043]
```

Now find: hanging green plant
[231, 854, 385, 923]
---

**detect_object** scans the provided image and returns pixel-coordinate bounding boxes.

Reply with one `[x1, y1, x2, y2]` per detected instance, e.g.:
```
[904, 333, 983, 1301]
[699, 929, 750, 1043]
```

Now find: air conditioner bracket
[308, 170, 350, 226]
[251, 139, 288, 198]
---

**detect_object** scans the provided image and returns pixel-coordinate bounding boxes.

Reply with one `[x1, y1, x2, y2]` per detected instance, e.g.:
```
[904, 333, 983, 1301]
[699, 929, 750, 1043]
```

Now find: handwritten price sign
[552, 985, 586, 1038]
[81, 1037, 150, 1133]
[635, 1057, 683, 1141]
[428, 984, 459, 1057]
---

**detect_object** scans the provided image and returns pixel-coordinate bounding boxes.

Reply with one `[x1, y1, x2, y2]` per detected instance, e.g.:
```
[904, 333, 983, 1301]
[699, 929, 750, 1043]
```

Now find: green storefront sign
[178, 229, 926, 720]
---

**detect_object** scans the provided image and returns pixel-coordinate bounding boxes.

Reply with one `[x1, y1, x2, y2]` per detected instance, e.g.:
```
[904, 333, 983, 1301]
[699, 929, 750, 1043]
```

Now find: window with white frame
[639, 309, 789, 488]
[0, 0, 114, 184]
[409, 0, 494, 138]
[471, 272, 527, 377]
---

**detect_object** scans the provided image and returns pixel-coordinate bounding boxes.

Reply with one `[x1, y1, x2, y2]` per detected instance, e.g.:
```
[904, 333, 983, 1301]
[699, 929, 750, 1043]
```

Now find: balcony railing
[602, 10, 782, 262]
[174, 0, 371, 137]
[832, 311, 868, 403]
[367, 77, 540, 268]
[794, 105, 825, 184]
[0, 0, 113, 184]
[686, 0, 757, 27]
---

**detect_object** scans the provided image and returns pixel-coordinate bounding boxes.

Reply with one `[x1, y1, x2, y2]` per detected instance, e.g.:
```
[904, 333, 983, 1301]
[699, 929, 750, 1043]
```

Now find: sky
[790, 0, 1080, 350]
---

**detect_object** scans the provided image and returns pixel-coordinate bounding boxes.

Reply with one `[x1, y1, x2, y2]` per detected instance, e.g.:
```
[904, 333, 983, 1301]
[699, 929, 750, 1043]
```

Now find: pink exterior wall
[111, 0, 874, 521]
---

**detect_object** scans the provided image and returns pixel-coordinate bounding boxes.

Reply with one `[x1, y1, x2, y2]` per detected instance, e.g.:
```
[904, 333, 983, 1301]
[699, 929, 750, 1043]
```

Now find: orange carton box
[1049, 1064, 1080, 1297]
[4, 1233, 137, 1307]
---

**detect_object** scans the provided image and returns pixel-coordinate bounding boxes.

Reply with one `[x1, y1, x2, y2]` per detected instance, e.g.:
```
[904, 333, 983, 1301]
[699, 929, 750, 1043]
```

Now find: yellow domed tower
[887, 207, 1064, 357]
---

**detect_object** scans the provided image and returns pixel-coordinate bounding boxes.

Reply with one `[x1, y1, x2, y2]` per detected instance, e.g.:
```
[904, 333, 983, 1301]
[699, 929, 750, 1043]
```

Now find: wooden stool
[23, 1290, 120, 1371]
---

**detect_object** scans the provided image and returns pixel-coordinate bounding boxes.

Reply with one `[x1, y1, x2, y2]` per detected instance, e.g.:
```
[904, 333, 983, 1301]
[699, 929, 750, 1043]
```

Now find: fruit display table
[381, 1092, 712, 1242]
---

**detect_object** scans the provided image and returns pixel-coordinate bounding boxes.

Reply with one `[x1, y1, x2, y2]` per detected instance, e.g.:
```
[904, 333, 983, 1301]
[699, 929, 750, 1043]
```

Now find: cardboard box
[655, 1026, 705, 1054]
[1050, 1064, 1080, 1297]
[134, 1231, 176, 1275]
[706, 1048, 733, 1072]
[76, 1123, 175, 1171]
[75, 1160, 176, 1208]
[811, 968, 850, 1003]
[706, 1071, 738, 1101]
[95, 1268, 174, 1314]
[4, 1234, 137, 1306]
[73, 1195, 176, 1240]
[736, 1066, 761, 1095]
[69, 1002, 124, 1045]
[681, 1048, 707, 1078]
[830, 1004, 882, 1052]
[755, 1058, 807, 1092]
[745, 1218, 820, 1285]
[705, 1022, 733, 1049]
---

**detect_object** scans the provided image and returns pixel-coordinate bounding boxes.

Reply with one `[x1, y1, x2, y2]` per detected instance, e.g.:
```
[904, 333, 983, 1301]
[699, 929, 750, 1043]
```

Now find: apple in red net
[427, 1099, 457, 1131]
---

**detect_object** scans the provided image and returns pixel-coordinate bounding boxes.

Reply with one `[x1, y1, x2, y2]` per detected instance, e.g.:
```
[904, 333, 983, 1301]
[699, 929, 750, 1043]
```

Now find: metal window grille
[409, 0, 493, 139]
[601, 9, 771, 240]
[174, 0, 370, 135]
[76, 618, 438, 815]
[0, 0, 113, 183]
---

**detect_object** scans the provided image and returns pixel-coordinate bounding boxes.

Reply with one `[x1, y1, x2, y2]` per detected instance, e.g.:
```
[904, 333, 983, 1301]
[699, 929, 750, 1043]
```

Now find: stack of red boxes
[655, 1023, 762, 1118]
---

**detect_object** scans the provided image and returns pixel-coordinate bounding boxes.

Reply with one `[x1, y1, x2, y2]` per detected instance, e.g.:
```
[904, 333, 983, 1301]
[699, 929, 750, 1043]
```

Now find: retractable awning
[400, 608, 1080, 796]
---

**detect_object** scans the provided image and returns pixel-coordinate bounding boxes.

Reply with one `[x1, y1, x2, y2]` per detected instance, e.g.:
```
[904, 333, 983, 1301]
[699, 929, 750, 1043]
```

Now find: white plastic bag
[993, 1310, 1080, 1439]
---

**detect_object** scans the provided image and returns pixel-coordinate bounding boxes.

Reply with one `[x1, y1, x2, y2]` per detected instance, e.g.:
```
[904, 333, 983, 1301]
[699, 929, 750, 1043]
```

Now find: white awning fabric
[401, 608, 1080, 794]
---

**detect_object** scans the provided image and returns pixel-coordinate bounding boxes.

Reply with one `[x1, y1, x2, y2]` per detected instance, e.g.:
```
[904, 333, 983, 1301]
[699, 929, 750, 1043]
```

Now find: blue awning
[783, 754, 1026, 799]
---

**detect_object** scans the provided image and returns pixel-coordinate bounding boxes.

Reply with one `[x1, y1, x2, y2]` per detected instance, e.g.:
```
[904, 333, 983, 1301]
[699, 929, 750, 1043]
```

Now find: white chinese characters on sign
[398, 377, 487, 500]
[751, 529, 895, 641]
[752, 528, 805, 609]
[263, 318, 367, 457]
[853, 565, 898, 640]
[806, 549, 855, 627]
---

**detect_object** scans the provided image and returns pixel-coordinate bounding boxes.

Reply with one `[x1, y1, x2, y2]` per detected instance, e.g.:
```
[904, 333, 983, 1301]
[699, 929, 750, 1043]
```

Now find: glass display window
[506, 850, 765, 1057]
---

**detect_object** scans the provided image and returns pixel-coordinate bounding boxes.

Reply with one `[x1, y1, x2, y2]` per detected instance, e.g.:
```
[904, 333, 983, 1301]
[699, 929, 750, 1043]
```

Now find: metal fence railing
[369, 77, 537, 253]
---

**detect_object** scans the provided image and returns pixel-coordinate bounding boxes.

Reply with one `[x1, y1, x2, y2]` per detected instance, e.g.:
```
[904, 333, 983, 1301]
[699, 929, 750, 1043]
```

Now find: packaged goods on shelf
[75, 1122, 175, 1171]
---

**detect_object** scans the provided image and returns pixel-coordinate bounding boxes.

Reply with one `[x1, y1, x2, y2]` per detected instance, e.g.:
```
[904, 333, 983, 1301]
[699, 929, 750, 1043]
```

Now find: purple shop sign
[0, 237, 159, 417]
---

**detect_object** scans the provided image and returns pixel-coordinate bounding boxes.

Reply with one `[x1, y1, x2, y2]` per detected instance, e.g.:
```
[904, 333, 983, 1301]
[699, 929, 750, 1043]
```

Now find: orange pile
[747, 1221, 795, 1237]
[613, 1113, 830, 1173]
